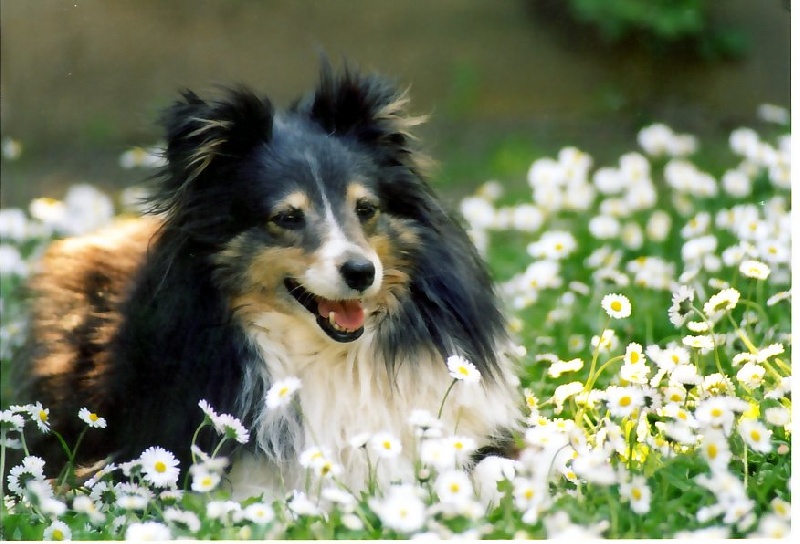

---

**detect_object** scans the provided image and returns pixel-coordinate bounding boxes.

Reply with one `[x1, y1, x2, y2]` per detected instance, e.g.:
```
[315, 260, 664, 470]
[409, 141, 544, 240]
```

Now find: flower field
[0, 110, 792, 539]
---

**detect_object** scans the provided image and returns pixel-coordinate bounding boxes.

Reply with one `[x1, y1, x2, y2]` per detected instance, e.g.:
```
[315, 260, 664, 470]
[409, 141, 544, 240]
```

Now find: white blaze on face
[301, 168, 383, 302]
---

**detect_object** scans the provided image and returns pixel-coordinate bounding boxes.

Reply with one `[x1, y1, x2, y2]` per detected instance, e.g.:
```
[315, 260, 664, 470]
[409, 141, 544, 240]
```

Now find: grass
[0, 115, 792, 539]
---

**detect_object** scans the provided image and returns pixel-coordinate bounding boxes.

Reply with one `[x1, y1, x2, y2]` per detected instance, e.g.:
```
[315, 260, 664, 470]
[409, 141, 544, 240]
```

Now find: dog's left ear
[298, 63, 426, 167]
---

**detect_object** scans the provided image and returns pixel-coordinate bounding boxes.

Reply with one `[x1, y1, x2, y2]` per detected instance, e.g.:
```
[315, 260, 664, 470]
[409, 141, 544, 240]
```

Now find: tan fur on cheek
[219, 245, 312, 324]
[368, 225, 418, 318]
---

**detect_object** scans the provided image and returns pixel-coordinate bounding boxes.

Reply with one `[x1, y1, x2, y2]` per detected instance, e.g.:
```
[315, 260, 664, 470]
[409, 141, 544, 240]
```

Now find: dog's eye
[356, 200, 378, 222]
[271, 209, 305, 230]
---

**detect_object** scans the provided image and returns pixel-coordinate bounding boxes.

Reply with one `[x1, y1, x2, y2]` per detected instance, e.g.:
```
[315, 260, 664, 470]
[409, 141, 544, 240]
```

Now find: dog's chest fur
[227, 311, 519, 498]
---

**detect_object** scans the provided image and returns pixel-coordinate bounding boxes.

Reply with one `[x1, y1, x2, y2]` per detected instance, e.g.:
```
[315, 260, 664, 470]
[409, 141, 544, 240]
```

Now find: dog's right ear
[161, 88, 274, 183]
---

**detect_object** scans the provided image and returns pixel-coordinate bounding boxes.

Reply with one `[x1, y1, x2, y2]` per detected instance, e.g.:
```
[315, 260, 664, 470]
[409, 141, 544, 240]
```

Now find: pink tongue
[317, 298, 365, 330]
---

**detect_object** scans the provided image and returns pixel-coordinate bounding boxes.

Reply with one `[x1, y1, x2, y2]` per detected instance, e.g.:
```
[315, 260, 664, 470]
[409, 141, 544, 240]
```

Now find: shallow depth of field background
[0, 0, 791, 208]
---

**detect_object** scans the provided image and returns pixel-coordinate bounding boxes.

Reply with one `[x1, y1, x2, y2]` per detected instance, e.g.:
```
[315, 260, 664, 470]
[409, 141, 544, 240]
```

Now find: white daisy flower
[446, 355, 481, 383]
[667, 285, 695, 327]
[0, 409, 25, 433]
[682, 334, 715, 351]
[43, 520, 72, 541]
[703, 287, 741, 321]
[26, 402, 51, 433]
[243, 502, 276, 525]
[190, 467, 221, 493]
[265, 376, 302, 410]
[434, 469, 474, 505]
[370, 432, 403, 459]
[78, 407, 107, 429]
[620, 474, 652, 514]
[737, 418, 772, 453]
[124, 521, 172, 541]
[736, 362, 766, 389]
[213, 413, 250, 444]
[601, 293, 631, 319]
[605, 386, 645, 419]
[698, 430, 732, 469]
[139, 446, 180, 488]
[164, 507, 202, 533]
[755, 343, 784, 363]
[739, 259, 770, 280]
[369, 484, 426, 534]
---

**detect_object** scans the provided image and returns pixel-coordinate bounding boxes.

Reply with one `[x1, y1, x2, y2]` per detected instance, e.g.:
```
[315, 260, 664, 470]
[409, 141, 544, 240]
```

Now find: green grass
[0, 119, 792, 539]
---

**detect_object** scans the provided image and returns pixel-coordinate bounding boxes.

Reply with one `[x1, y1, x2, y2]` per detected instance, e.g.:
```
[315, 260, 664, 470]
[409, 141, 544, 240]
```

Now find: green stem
[0, 429, 6, 505]
[437, 379, 458, 420]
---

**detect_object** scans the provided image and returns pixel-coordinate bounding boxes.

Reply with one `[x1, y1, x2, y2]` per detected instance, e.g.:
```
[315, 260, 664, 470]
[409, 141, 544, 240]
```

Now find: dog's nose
[340, 259, 376, 292]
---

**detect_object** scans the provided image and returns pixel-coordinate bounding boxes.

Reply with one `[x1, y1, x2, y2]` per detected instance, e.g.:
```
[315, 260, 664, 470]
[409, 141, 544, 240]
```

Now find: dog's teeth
[328, 312, 337, 326]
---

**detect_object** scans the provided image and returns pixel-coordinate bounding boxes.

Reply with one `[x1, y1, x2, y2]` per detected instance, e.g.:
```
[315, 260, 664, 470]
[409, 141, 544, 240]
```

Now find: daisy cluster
[0, 108, 793, 539]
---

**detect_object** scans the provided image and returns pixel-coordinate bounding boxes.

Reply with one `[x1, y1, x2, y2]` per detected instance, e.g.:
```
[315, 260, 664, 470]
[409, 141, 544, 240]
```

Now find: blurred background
[0, 0, 791, 208]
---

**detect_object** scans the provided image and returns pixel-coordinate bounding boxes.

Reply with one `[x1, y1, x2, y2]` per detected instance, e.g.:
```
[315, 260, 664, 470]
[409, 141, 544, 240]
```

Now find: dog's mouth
[284, 278, 365, 343]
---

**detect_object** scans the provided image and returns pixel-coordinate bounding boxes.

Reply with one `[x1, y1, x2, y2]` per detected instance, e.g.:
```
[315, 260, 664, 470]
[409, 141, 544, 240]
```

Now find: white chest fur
[226, 310, 520, 500]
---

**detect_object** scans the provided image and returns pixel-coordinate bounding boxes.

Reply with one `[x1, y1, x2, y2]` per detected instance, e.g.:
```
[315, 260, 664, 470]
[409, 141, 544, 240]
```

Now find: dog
[19, 64, 522, 497]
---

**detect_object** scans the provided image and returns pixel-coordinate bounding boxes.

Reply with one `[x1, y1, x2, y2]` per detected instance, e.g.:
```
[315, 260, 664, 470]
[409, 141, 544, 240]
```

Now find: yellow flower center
[458, 366, 469, 376]
[154, 461, 167, 473]
[89, 413, 99, 422]
[52, 529, 64, 541]
[710, 408, 723, 418]
[524, 488, 534, 500]
[619, 396, 632, 407]
[750, 429, 761, 441]
[382, 440, 392, 450]
[707, 444, 717, 459]
[279, 386, 289, 397]
[201, 476, 213, 487]
[631, 488, 642, 501]
[610, 301, 622, 312]
[450, 483, 461, 493]
[39, 410, 48, 422]
[554, 242, 564, 251]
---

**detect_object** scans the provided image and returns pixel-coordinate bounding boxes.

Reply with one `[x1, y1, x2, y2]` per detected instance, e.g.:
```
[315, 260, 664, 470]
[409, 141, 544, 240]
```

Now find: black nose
[340, 259, 376, 292]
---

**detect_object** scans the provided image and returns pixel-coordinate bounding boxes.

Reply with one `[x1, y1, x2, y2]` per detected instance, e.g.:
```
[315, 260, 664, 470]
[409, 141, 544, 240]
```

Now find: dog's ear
[299, 63, 427, 167]
[162, 87, 274, 183]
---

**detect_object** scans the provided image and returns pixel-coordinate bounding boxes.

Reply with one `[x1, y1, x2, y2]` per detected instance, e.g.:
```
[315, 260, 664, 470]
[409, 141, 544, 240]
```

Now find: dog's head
[150, 64, 506, 375]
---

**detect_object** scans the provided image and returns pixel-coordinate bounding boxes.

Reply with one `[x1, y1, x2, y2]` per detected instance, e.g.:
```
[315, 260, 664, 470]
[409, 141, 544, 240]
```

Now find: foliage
[560, 0, 748, 59]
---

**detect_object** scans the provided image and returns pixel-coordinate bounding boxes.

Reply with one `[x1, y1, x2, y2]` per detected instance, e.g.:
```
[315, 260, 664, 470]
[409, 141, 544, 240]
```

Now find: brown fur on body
[20, 218, 160, 465]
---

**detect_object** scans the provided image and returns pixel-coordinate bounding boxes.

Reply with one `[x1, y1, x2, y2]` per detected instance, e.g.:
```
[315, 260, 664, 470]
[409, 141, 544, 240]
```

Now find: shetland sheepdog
[20, 64, 521, 497]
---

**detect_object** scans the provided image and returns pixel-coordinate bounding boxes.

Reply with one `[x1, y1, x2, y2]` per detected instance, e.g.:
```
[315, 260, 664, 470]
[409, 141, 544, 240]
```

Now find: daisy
[124, 522, 172, 541]
[369, 484, 426, 534]
[212, 413, 250, 444]
[434, 469, 474, 505]
[72, 494, 105, 525]
[623, 343, 645, 365]
[0, 409, 24, 433]
[739, 259, 770, 280]
[243, 502, 276, 525]
[737, 418, 772, 453]
[667, 285, 695, 327]
[601, 293, 631, 319]
[78, 407, 107, 429]
[369, 431, 403, 459]
[265, 376, 302, 410]
[139, 446, 180, 488]
[164, 507, 202, 533]
[190, 467, 221, 492]
[513, 476, 546, 512]
[682, 334, 715, 351]
[703, 287, 740, 321]
[446, 355, 481, 383]
[620, 475, 652, 514]
[420, 438, 456, 470]
[735, 362, 766, 389]
[43, 520, 72, 541]
[754, 343, 784, 363]
[695, 397, 746, 435]
[27, 401, 51, 433]
[547, 357, 583, 378]
[590, 329, 618, 353]
[447, 436, 477, 464]
[698, 430, 732, 469]
[605, 386, 645, 419]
